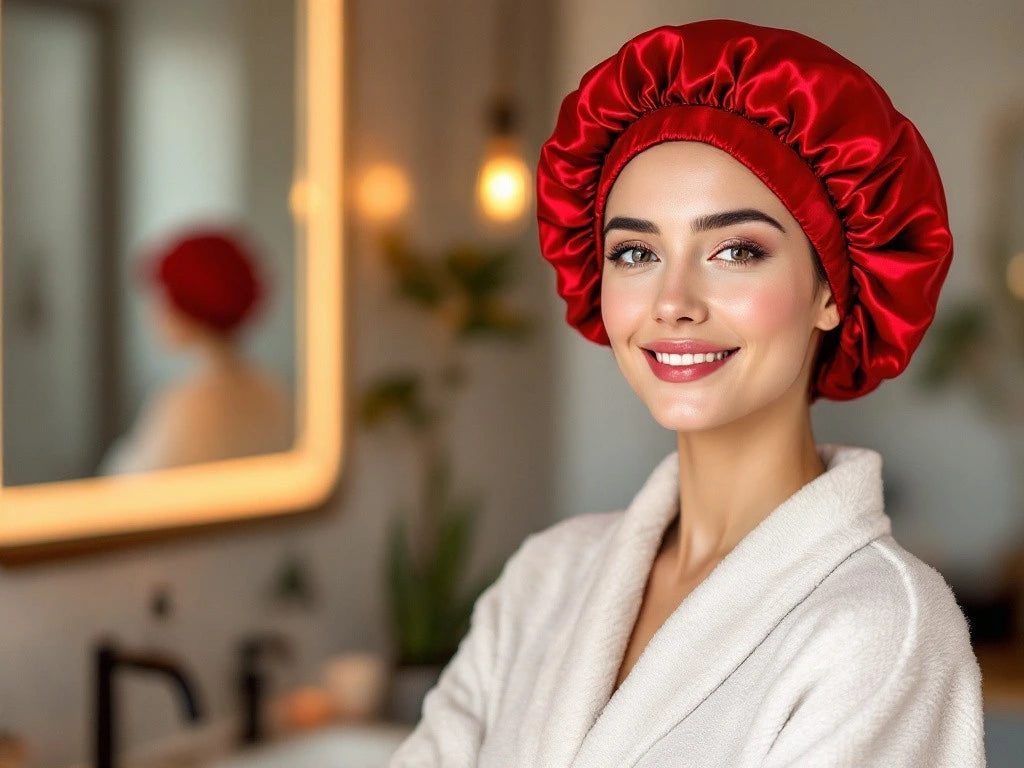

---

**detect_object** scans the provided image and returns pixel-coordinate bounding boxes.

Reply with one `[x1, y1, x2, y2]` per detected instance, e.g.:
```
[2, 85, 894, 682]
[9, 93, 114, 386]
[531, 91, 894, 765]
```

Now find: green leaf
[443, 245, 515, 299]
[917, 304, 988, 389]
[385, 516, 415, 652]
[384, 481, 505, 665]
[271, 553, 316, 607]
[457, 301, 532, 340]
[386, 514, 439, 664]
[359, 373, 433, 430]
[423, 453, 453, 521]
[381, 232, 447, 309]
[426, 496, 476, 609]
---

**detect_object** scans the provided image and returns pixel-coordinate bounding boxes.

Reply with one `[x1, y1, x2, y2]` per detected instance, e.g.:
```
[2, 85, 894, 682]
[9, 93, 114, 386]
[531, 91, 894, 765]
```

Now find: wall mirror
[0, 0, 343, 561]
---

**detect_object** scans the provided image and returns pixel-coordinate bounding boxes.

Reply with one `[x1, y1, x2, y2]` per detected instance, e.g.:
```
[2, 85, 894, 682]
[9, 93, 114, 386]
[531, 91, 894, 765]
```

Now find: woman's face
[600, 140, 839, 433]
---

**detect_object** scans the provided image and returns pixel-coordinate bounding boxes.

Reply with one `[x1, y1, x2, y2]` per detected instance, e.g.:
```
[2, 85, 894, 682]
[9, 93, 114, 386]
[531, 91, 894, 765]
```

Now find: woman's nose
[652, 257, 708, 325]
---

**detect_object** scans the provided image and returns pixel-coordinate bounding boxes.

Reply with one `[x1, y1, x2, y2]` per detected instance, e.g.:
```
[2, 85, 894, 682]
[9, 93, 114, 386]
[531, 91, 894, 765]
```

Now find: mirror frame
[0, 0, 345, 562]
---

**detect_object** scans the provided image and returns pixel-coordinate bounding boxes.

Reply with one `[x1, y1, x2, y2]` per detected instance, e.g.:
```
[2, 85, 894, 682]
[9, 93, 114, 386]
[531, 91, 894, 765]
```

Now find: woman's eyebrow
[603, 216, 660, 237]
[603, 209, 786, 237]
[691, 208, 786, 234]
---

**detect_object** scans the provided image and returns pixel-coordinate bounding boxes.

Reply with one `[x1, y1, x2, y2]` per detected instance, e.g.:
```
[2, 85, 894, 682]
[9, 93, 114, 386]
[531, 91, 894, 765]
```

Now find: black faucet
[94, 639, 204, 768]
[237, 632, 292, 745]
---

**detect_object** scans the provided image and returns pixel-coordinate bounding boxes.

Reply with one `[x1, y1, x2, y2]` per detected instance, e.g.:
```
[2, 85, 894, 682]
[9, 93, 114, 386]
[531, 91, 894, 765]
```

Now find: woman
[389, 19, 985, 767]
[99, 228, 292, 475]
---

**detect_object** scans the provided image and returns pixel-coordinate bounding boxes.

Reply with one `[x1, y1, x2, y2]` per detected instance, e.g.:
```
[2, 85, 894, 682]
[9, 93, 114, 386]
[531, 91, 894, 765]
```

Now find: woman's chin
[645, 400, 727, 434]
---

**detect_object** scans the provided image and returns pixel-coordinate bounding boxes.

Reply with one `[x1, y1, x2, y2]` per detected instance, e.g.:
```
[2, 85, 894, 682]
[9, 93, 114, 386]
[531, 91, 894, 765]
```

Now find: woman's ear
[815, 285, 841, 333]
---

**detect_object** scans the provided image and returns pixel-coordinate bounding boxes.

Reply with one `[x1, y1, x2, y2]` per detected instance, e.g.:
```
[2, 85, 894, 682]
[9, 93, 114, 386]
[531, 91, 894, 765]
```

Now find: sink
[212, 724, 412, 768]
[80, 721, 413, 768]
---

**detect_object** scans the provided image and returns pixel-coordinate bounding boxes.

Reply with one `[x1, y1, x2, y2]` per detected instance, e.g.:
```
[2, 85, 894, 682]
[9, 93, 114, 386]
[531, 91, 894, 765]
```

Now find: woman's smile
[642, 348, 737, 383]
[640, 341, 740, 383]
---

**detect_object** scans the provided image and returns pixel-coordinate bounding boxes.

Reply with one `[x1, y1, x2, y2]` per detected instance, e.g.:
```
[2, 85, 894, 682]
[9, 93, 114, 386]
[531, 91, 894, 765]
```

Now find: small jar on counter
[0, 733, 27, 768]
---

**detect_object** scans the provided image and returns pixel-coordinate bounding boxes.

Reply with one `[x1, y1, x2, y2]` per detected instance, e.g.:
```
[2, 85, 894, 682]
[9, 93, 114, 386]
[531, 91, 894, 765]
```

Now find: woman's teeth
[653, 349, 735, 366]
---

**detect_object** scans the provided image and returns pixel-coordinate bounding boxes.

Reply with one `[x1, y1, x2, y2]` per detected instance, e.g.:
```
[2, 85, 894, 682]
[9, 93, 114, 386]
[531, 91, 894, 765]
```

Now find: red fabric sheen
[149, 231, 263, 333]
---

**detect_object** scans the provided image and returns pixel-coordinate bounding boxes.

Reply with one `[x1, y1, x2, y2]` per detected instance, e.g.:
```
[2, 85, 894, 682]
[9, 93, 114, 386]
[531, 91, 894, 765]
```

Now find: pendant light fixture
[475, 0, 531, 226]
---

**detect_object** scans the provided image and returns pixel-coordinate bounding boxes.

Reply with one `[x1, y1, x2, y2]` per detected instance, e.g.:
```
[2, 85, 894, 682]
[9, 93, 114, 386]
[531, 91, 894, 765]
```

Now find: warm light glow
[1007, 252, 1024, 300]
[476, 147, 531, 223]
[356, 163, 411, 224]
[289, 177, 321, 221]
[0, 0, 345, 554]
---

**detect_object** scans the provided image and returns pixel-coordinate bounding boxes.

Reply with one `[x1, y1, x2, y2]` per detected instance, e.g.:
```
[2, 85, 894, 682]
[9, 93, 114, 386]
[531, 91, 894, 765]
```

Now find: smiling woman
[388, 19, 985, 768]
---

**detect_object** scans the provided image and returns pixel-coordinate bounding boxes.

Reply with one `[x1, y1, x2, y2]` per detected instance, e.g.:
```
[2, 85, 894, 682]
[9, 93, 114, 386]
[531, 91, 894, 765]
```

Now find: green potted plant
[359, 231, 531, 722]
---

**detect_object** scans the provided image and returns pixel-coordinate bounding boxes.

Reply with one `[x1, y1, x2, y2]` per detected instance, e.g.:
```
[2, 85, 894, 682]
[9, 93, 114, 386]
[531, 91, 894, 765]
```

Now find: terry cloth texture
[389, 444, 986, 767]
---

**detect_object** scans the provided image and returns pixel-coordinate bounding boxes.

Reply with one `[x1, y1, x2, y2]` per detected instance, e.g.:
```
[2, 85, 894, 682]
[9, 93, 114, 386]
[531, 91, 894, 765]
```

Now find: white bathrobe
[388, 444, 986, 767]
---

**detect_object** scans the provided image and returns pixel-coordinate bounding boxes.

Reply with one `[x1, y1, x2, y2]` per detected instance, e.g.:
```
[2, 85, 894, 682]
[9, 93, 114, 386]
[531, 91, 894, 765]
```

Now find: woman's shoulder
[494, 510, 625, 592]
[786, 533, 979, 680]
[516, 510, 624, 560]
[818, 535, 970, 630]
[470, 511, 627, 632]
[767, 534, 984, 757]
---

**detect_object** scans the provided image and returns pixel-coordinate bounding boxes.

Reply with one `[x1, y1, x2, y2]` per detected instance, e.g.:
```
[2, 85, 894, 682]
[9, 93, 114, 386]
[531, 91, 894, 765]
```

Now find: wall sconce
[356, 162, 412, 225]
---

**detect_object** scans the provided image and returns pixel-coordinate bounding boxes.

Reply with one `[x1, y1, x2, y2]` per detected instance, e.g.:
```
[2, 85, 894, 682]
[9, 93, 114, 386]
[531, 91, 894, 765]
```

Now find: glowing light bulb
[356, 163, 412, 224]
[476, 137, 531, 223]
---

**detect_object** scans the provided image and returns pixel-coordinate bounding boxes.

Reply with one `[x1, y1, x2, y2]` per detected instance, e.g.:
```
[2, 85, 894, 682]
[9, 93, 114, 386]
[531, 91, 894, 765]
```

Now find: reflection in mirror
[2, 0, 299, 485]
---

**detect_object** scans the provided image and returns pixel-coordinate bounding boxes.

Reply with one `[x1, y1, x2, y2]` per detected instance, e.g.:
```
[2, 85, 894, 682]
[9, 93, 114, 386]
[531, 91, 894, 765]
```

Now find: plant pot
[386, 662, 445, 724]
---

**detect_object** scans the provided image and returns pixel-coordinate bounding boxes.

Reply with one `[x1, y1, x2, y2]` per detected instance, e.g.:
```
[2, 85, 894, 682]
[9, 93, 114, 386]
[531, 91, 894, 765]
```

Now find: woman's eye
[608, 245, 656, 267]
[715, 243, 768, 264]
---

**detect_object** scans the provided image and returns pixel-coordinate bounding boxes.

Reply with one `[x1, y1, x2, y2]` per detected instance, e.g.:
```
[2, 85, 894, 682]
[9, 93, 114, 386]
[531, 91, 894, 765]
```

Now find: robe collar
[525, 443, 892, 767]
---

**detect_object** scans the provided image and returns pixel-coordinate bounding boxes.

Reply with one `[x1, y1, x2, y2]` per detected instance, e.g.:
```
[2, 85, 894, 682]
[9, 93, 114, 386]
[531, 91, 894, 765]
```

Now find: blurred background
[1, 0, 1023, 766]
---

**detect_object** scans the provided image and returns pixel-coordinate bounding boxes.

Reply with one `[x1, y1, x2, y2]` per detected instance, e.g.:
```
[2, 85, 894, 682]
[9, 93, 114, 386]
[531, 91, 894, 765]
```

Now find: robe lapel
[573, 444, 892, 768]
[517, 452, 681, 767]
[568, 443, 892, 767]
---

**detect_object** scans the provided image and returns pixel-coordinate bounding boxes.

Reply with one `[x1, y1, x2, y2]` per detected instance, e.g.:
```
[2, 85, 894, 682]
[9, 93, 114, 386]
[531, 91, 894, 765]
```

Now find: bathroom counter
[67, 719, 412, 768]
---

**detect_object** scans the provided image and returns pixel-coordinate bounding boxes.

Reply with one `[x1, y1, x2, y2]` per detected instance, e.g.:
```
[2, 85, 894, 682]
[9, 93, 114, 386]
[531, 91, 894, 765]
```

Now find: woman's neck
[194, 331, 243, 373]
[665, 392, 825, 580]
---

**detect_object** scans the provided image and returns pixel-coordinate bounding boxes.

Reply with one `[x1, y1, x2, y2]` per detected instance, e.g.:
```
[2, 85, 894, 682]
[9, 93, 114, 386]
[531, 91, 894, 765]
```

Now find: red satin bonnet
[148, 229, 264, 333]
[536, 19, 952, 401]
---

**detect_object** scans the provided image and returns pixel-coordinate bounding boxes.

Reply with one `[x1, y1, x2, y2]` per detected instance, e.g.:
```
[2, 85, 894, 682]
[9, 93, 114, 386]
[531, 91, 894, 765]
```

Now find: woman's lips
[642, 347, 739, 383]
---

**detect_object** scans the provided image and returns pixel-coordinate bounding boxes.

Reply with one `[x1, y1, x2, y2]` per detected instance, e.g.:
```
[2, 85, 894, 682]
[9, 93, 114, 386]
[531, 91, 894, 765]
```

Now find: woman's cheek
[600, 275, 648, 343]
[722, 277, 807, 340]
